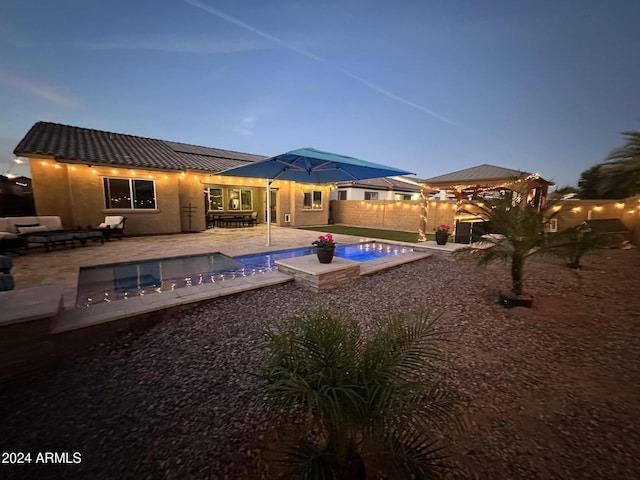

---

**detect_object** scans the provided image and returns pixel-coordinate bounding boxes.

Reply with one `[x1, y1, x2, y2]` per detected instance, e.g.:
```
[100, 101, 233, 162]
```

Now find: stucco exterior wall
[29, 158, 74, 228]
[28, 159, 333, 235]
[179, 173, 206, 232]
[290, 184, 331, 226]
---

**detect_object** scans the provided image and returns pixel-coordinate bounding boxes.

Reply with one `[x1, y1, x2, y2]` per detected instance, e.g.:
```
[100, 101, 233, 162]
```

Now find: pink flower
[312, 233, 337, 249]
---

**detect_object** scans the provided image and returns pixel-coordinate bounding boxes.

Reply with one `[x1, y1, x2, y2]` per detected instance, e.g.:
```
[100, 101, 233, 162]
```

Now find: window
[364, 191, 379, 200]
[229, 189, 252, 210]
[103, 178, 156, 209]
[394, 194, 412, 201]
[303, 190, 323, 209]
[337, 190, 347, 200]
[208, 188, 223, 211]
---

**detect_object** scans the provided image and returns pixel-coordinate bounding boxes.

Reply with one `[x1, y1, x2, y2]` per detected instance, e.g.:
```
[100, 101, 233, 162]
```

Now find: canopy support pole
[266, 178, 272, 246]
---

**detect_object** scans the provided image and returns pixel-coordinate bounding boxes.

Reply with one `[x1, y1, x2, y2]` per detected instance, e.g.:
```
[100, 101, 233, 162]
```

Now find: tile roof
[336, 176, 421, 192]
[422, 164, 535, 184]
[13, 122, 268, 173]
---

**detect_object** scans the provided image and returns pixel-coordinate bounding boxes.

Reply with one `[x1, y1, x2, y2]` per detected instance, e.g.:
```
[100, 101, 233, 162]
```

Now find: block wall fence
[330, 200, 456, 234]
[330, 196, 640, 244]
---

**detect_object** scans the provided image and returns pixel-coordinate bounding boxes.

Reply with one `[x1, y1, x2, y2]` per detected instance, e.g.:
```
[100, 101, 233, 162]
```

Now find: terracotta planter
[316, 247, 335, 264]
[435, 231, 449, 245]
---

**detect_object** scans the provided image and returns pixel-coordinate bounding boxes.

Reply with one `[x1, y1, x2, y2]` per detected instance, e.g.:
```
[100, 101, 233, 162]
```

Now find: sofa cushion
[0, 218, 8, 233]
[37, 216, 63, 231]
[17, 225, 48, 234]
[100, 216, 125, 228]
[6, 217, 39, 233]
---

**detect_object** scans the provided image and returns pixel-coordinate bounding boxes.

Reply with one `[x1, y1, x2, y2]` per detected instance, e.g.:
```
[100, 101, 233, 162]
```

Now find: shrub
[259, 309, 456, 479]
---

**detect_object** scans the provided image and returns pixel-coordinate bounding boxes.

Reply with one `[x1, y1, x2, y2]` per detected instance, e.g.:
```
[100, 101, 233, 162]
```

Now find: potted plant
[434, 224, 451, 245]
[312, 233, 337, 263]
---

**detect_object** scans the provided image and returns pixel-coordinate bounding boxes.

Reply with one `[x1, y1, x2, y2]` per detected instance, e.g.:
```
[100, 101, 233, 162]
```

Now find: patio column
[418, 184, 430, 242]
[451, 188, 465, 242]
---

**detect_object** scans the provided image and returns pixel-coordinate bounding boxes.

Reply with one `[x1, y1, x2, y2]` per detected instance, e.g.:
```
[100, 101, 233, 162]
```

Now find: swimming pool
[76, 242, 412, 307]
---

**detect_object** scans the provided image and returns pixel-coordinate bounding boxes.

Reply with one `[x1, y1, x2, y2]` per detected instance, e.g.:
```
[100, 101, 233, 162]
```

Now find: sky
[0, 0, 639, 187]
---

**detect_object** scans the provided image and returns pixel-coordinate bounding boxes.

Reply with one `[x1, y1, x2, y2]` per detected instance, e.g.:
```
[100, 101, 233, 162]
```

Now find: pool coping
[52, 271, 294, 334]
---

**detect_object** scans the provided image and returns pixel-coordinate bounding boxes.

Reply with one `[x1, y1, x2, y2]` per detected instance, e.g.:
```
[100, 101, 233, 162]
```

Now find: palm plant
[599, 131, 640, 198]
[259, 309, 455, 479]
[549, 223, 598, 269]
[456, 189, 561, 303]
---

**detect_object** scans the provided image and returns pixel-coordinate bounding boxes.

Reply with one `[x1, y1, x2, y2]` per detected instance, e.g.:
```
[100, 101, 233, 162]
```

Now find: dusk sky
[1, 0, 638, 187]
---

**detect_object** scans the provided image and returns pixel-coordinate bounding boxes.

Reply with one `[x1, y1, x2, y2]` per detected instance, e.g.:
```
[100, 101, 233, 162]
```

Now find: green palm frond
[260, 309, 457, 478]
[279, 441, 338, 480]
[598, 131, 640, 197]
[376, 427, 451, 479]
[454, 190, 566, 295]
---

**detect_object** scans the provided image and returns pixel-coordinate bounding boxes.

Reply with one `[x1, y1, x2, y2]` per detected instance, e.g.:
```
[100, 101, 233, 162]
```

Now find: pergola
[417, 164, 552, 241]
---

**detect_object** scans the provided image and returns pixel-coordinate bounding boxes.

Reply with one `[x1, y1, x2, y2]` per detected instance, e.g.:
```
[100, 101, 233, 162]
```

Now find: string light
[419, 173, 544, 241]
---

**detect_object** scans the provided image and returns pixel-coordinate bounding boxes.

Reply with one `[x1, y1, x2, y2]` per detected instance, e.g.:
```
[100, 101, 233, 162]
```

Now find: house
[13, 122, 333, 235]
[330, 176, 421, 201]
[0, 175, 35, 216]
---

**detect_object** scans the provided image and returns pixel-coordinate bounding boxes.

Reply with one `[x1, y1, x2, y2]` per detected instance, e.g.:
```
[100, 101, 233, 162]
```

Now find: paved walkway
[9, 225, 461, 309]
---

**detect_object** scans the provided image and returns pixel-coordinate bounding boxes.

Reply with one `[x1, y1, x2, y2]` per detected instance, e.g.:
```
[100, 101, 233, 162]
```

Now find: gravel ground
[1, 248, 639, 479]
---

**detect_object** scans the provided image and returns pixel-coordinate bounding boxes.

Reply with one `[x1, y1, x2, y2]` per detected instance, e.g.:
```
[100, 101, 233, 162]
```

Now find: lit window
[364, 191, 379, 200]
[229, 189, 252, 210]
[103, 178, 156, 209]
[303, 190, 323, 210]
[207, 188, 223, 211]
[394, 194, 412, 201]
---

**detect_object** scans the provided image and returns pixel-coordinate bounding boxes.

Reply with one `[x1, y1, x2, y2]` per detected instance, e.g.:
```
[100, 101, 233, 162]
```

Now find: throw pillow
[17, 225, 49, 234]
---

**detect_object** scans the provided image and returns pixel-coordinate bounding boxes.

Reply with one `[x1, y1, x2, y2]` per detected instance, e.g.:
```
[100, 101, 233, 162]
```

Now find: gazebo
[418, 164, 553, 242]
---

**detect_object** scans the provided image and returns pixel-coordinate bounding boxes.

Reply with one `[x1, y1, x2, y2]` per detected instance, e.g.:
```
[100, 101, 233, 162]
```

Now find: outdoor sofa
[0, 216, 104, 253]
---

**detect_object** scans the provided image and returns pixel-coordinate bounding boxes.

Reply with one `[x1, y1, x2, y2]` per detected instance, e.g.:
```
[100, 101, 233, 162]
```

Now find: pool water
[76, 242, 412, 307]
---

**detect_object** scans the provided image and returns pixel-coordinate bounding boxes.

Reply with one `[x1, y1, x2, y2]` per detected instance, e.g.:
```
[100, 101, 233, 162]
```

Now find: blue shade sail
[217, 147, 414, 183]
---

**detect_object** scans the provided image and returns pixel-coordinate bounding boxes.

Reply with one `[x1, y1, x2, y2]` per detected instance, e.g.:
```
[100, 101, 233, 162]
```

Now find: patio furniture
[0, 216, 64, 254]
[0, 234, 26, 255]
[0, 255, 14, 291]
[98, 216, 127, 240]
[72, 229, 105, 246]
[22, 230, 75, 251]
[211, 213, 256, 228]
[247, 211, 258, 227]
[21, 229, 104, 252]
